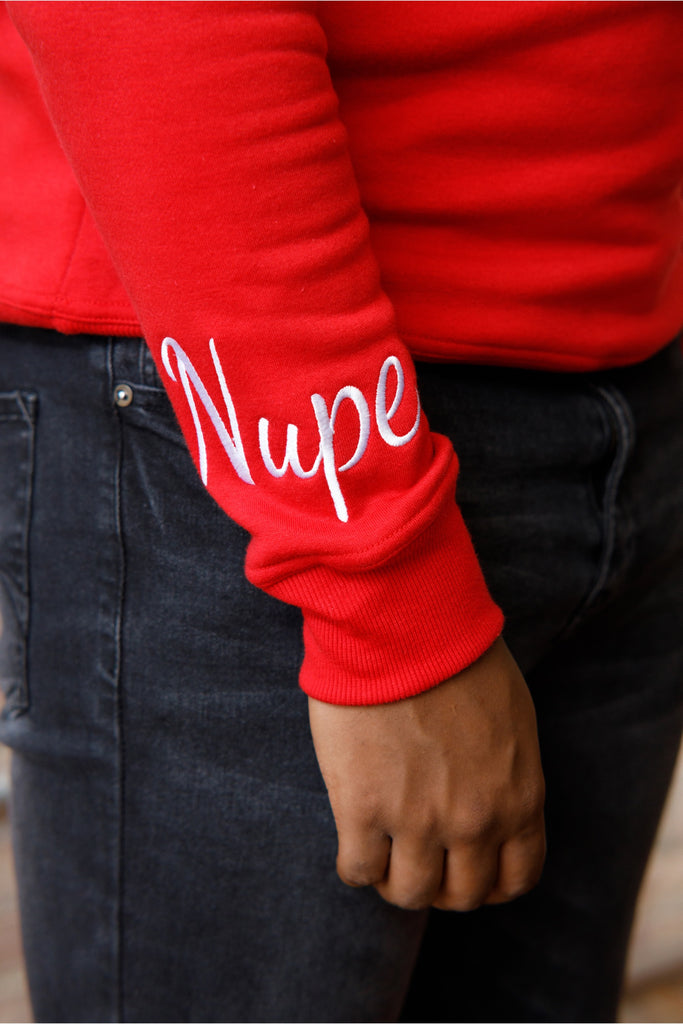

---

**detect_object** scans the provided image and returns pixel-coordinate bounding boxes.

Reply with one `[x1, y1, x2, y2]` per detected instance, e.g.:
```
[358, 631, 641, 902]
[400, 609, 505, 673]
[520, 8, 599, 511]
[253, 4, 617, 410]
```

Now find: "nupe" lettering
[161, 337, 421, 523]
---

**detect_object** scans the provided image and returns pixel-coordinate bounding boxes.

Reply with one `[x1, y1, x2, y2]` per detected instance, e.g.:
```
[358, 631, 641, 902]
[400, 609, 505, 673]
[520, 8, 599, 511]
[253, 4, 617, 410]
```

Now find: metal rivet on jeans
[113, 383, 133, 408]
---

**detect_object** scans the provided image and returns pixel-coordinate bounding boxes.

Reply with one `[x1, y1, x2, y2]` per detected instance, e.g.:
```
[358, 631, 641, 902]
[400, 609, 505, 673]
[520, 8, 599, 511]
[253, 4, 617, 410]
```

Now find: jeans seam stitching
[109, 338, 126, 1022]
[581, 384, 635, 612]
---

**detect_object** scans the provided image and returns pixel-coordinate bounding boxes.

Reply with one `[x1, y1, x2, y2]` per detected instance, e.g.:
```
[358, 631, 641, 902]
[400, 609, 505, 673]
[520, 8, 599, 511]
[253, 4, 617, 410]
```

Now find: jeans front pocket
[0, 390, 37, 718]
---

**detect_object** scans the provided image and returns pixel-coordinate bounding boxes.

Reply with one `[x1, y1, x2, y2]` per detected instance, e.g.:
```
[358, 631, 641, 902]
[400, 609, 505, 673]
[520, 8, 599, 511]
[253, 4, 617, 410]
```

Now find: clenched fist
[308, 638, 545, 911]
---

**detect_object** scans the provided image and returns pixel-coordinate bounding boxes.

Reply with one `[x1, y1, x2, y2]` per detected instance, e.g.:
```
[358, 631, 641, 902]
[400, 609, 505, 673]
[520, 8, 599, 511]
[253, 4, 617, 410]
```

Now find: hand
[308, 637, 545, 911]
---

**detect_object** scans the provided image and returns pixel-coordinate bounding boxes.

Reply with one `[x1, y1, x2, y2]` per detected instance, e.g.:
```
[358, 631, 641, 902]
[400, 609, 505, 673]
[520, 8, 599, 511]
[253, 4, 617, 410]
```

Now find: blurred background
[0, 741, 682, 1022]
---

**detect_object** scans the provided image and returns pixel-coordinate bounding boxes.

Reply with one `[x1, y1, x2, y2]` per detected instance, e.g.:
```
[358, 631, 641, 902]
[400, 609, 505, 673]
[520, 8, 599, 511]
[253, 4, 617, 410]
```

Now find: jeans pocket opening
[0, 390, 37, 719]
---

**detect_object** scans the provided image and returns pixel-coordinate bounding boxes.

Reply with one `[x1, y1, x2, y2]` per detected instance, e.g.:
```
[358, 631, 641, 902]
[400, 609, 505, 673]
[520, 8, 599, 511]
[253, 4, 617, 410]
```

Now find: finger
[432, 842, 499, 912]
[484, 824, 546, 905]
[374, 837, 446, 911]
[336, 824, 391, 889]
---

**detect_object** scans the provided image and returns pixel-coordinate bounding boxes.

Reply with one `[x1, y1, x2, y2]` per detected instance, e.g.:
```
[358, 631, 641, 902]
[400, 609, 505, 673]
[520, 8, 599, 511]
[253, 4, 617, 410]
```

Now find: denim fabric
[0, 322, 682, 1023]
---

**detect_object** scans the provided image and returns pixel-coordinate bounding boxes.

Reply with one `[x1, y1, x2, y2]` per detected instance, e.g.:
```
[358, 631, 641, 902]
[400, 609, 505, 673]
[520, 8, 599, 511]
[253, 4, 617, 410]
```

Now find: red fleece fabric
[4, 2, 683, 702]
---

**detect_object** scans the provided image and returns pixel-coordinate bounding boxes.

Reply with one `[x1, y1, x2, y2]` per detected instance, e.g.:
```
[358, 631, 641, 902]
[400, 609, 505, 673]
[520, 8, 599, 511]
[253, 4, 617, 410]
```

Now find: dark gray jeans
[1, 322, 682, 1023]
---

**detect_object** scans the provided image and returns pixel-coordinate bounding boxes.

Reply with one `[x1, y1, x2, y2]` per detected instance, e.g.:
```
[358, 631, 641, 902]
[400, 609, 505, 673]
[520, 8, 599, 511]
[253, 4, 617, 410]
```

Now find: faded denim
[0, 322, 682, 1023]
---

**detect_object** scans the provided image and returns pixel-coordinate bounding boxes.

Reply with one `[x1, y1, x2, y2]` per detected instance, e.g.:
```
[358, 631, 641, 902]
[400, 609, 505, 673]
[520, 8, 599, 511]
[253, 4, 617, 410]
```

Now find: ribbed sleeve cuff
[269, 499, 504, 705]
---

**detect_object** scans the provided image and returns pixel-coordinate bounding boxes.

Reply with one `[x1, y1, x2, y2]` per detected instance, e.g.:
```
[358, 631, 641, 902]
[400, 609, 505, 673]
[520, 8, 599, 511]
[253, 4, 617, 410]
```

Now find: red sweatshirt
[3, 2, 683, 704]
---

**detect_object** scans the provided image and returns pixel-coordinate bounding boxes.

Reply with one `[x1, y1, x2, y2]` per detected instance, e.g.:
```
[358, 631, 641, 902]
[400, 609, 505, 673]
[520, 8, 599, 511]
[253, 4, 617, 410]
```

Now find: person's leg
[0, 327, 124, 1021]
[0, 324, 427, 1023]
[110, 339, 428, 1023]
[4, 321, 681, 1023]
[402, 340, 683, 1022]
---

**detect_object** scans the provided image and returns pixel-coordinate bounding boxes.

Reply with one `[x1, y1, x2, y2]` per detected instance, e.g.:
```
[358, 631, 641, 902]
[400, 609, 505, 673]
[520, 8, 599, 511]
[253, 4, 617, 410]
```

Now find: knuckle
[525, 859, 545, 891]
[520, 779, 546, 820]
[337, 858, 384, 889]
[383, 885, 436, 912]
[495, 864, 544, 904]
[338, 870, 375, 889]
[451, 807, 498, 845]
[436, 891, 484, 913]
[337, 798, 382, 831]
[495, 882, 531, 903]
[403, 814, 440, 845]
[513, 817, 547, 853]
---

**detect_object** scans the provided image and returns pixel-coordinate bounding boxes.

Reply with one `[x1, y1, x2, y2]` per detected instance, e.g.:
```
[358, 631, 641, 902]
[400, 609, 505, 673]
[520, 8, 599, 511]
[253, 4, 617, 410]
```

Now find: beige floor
[1, 746, 682, 1024]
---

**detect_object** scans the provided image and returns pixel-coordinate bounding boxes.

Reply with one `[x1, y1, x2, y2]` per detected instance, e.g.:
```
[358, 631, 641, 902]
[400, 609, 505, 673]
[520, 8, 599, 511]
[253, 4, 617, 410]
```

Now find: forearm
[10, 0, 503, 704]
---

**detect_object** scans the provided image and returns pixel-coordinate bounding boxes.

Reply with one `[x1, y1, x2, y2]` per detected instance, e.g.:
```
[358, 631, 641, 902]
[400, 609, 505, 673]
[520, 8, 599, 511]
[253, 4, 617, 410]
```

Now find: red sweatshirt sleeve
[9, 0, 503, 704]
